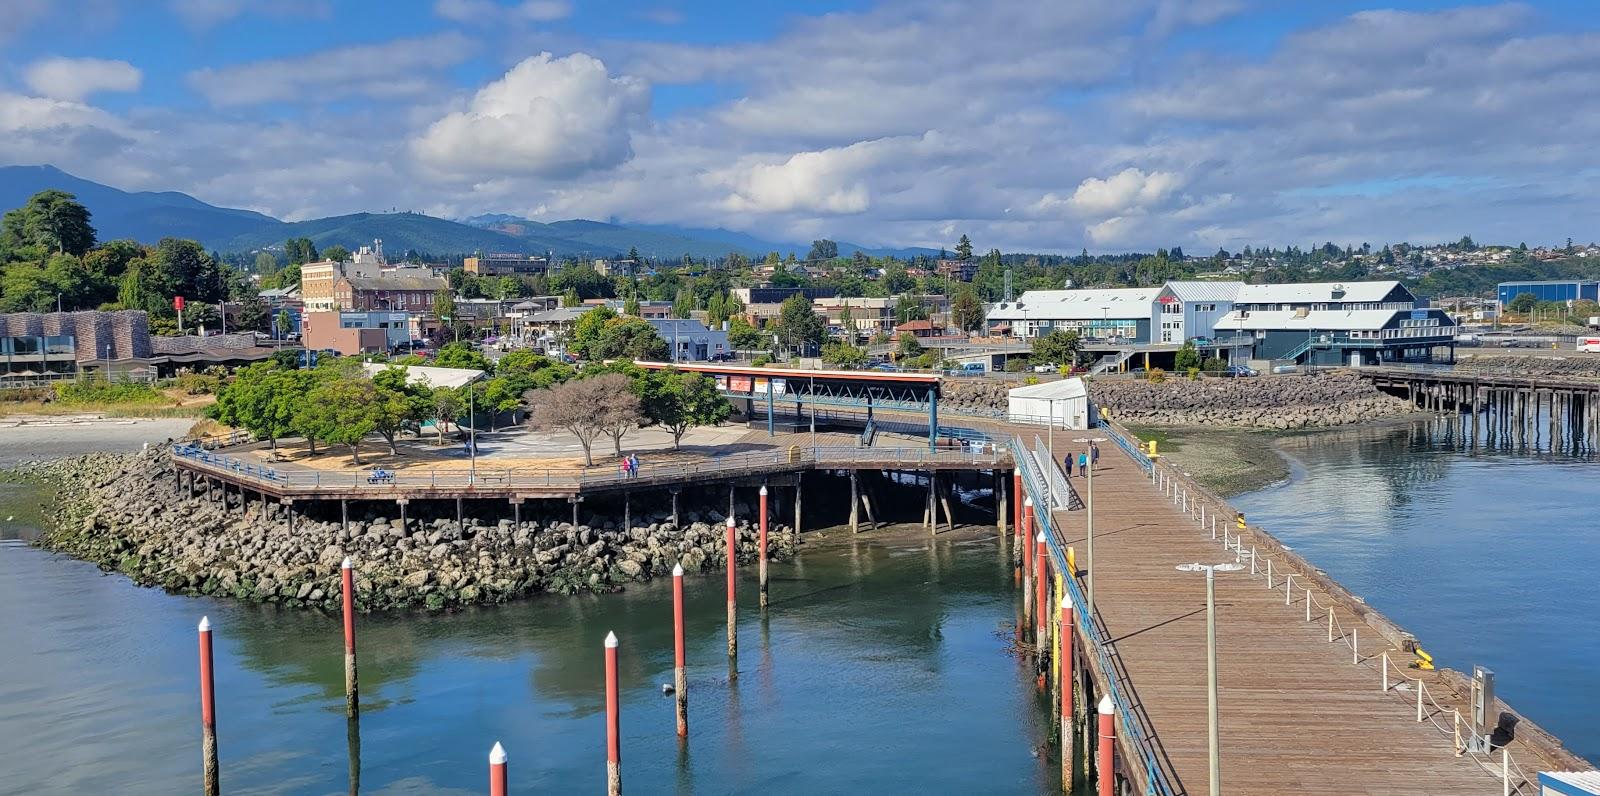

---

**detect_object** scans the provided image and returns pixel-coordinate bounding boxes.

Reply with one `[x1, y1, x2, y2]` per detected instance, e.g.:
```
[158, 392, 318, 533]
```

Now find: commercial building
[464, 254, 549, 277]
[814, 297, 897, 339]
[300, 310, 422, 351]
[985, 287, 1161, 341]
[1151, 282, 1242, 345]
[1495, 280, 1600, 310]
[0, 311, 150, 376]
[649, 319, 730, 361]
[1217, 281, 1455, 366]
[335, 274, 448, 312]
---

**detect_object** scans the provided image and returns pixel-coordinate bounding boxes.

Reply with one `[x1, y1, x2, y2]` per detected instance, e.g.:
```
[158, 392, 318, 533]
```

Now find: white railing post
[1285, 573, 1293, 605]
[1250, 547, 1257, 575]
[1327, 608, 1334, 642]
[1305, 588, 1312, 622]
[1211, 515, 1217, 539]
[1502, 748, 1510, 796]
[1382, 652, 1389, 691]
[1454, 709, 1463, 757]
[1353, 627, 1359, 664]
[1417, 679, 1424, 722]
[1265, 558, 1273, 587]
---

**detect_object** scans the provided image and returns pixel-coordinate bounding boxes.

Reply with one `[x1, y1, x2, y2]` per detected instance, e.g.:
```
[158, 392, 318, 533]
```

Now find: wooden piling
[341, 558, 358, 721]
[725, 516, 737, 675]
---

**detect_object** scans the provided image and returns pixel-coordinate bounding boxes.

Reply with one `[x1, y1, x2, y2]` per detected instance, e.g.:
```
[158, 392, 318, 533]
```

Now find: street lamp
[1072, 435, 1107, 612]
[1176, 561, 1245, 796]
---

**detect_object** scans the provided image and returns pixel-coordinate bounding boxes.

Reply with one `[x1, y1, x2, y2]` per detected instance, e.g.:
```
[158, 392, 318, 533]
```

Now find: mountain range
[0, 165, 939, 261]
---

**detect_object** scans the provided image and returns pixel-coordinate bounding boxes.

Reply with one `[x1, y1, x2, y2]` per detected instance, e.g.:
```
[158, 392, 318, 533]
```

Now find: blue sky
[2, 1, 1599, 252]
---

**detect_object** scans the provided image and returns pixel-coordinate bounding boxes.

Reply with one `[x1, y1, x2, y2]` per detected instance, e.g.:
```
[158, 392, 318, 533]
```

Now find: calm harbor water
[0, 507, 1055, 795]
[1231, 418, 1600, 765]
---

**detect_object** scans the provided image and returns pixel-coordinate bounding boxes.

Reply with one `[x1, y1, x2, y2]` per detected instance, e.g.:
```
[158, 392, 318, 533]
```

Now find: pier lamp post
[1071, 435, 1107, 612]
[1176, 561, 1244, 796]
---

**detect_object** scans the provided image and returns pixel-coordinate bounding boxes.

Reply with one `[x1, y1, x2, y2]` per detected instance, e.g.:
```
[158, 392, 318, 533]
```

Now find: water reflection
[1235, 418, 1600, 765]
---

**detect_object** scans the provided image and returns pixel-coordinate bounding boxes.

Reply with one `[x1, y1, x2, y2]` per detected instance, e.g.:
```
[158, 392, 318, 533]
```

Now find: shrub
[1202, 356, 1227, 373]
[752, 354, 772, 366]
[174, 372, 224, 395]
[55, 379, 168, 405]
[1146, 367, 1166, 384]
[1004, 359, 1027, 372]
[1187, 367, 1201, 380]
[1024, 375, 1040, 385]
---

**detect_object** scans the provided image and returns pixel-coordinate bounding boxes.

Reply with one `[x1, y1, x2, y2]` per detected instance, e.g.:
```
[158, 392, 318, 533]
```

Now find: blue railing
[173, 443, 287, 482]
[1008, 435, 1173, 796]
[1101, 422, 1153, 474]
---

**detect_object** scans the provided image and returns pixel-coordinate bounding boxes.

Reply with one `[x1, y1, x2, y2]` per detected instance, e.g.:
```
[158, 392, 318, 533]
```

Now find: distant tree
[571, 306, 619, 358]
[638, 369, 730, 449]
[777, 294, 825, 353]
[322, 244, 351, 263]
[623, 292, 641, 317]
[882, 261, 915, 294]
[1507, 292, 1538, 314]
[672, 286, 695, 318]
[433, 341, 491, 371]
[806, 239, 839, 261]
[897, 333, 923, 358]
[148, 238, 224, 303]
[821, 342, 868, 369]
[433, 289, 456, 324]
[253, 252, 278, 273]
[297, 374, 380, 464]
[562, 288, 582, 307]
[427, 386, 464, 445]
[594, 317, 669, 360]
[1201, 356, 1227, 373]
[551, 265, 613, 299]
[837, 303, 855, 340]
[728, 316, 765, 350]
[369, 367, 426, 454]
[208, 363, 312, 454]
[1, 190, 96, 256]
[1031, 329, 1081, 366]
[231, 297, 271, 332]
[285, 238, 318, 265]
[950, 286, 984, 332]
[955, 234, 973, 261]
[627, 245, 640, 263]
[894, 294, 927, 323]
[594, 373, 645, 455]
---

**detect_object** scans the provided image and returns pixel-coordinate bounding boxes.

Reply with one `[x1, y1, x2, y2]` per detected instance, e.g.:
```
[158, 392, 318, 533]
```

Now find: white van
[1578, 337, 1600, 353]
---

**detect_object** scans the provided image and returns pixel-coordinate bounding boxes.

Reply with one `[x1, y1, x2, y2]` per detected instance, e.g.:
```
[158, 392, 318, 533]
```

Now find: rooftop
[1234, 280, 1406, 304]
[987, 287, 1161, 320]
[361, 363, 486, 389]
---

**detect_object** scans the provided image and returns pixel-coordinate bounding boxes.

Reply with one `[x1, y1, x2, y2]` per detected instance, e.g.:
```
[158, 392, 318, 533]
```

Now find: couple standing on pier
[1063, 442, 1098, 477]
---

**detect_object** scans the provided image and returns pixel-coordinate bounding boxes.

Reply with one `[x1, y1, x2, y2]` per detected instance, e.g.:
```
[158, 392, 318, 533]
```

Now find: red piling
[1012, 472, 1024, 581]
[488, 741, 507, 796]
[758, 485, 770, 610]
[341, 557, 358, 719]
[198, 616, 219, 796]
[1097, 695, 1115, 796]
[1035, 532, 1049, 678]
[725, 516, 737, 672]
[672, 563, 688, 738]
[605, 631, 622, 796]
[1022, 498, 1036, 635]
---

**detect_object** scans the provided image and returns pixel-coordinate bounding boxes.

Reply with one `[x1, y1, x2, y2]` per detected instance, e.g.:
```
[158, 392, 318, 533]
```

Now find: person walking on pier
[628, 452, 640, 478]
[1064, 453, 1073, 477]
[620, 456, 632, 479]
[1078, 451, 1088, 477]
[1091, 442, 1100, 468]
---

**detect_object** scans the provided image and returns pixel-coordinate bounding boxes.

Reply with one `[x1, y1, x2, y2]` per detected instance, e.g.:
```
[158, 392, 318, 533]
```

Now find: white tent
[1006, 378, 1091, 429]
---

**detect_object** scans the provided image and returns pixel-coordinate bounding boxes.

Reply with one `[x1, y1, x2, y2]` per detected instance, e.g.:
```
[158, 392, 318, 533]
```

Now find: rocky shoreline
[19, 446, 794, 612]
[942, 371, 1416, 429]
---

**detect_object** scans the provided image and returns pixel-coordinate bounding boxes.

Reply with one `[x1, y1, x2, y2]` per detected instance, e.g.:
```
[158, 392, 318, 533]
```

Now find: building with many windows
[1495, 280, 1600, 311]
[1216, 281, 1455, 366]
[984, 287, 1161, 341]
[464, 254, 549, 277]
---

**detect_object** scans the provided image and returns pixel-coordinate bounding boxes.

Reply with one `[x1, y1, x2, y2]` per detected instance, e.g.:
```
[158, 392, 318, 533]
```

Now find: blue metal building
[1496, 280, 1600, 309]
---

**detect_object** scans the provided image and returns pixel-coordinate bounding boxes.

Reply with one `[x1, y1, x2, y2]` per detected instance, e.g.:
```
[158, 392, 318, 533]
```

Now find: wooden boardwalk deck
[1050, 445, 1541, 795]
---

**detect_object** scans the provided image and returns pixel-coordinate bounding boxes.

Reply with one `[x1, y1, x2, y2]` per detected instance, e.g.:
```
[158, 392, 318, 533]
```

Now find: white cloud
[24, 57, 143, 102]
[433, 0, 571, 24]
[411, 52, 649, 179]
[186, 33, 471, 106]
[169, 0, 331, 30]
[1061, 169, 1183, 217]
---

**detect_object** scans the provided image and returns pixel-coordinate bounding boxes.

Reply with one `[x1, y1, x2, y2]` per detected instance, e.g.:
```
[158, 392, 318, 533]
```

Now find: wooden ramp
[1051, 447, 1532, 795]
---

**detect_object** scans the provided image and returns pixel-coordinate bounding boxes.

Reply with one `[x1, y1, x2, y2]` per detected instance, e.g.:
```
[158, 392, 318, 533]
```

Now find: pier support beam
[997, 470, 1008, 537]
[570, 496, 583, 528]
[510, 498, 521, 529]
[341, 499, 349, 536]
[397, 499, 408, 533]
[793, 474, 802, 541]
[849, 470, 860, 533]
[671, 489, 681, 528]
[456, 497, 464, 527]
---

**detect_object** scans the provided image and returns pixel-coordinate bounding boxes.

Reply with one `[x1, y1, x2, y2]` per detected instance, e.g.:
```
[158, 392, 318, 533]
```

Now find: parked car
[1218, 365, 1258, 378]
[945, 363, 985, 376]
[1270, 364, 1299, 374]
[870, 363, 901, 372]
[1032, 362, 1058, 373]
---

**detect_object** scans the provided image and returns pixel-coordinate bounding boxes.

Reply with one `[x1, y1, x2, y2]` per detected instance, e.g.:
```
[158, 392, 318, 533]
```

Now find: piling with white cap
[488, 742, 507, 796]
[725, 516, 737, 675]
[1097, 695, 1115, 796]
[341, 557, 359, 722]
[758, 485, 770, 610]
[605, 631, 622, 796]
[198, 616, 219, 796]
[672, 563, 688, 737]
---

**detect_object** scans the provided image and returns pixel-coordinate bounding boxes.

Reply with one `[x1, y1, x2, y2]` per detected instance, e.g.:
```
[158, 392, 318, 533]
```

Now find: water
[0, 501, 1054, 794]
[1232, 419, 1600, 764]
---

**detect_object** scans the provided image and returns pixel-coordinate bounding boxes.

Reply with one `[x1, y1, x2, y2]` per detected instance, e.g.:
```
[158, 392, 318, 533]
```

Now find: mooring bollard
[341, 557, 358, 721]
[725, 516, 737, 674]
[758, 486, 770, 611]
[489, 742, 507, 796]
[672, 564, 688, 738]
[605, 631, 622, 796]
[198, 616, 219, 796]
[1097, 695, 1115, 796]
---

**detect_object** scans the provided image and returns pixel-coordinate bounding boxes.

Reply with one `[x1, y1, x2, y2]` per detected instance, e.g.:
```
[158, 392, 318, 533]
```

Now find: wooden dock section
[1048, 439, 1570, 795]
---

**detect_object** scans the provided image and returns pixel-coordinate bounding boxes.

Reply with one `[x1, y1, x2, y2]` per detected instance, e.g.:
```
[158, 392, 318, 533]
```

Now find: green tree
[955, 233, 973, 261]
[1174, 341, 1201, 371]
[433, 289, 456, 324]
[571, 306, 619, 358]
[728, 316, 765, 350]
[594, 317, 669, 360]
[285, 238, 318, 265]
[806, 239, 838, 261]
[231, 297, 271, 332]
[427, 386, 464, 445]
[1507, 292, 1538, 314]
[639, 369, 731, 448]
[253, 251, 278, 273]
[296, 375, 381, 464]
[368, 367, 424, 454]
[897, 333, 923, 359]
[208, 363, 311, 454]
[1, 190, 96, 256]
[322, 244, 351, 263]
[672, 286, 695, 319]
[950, 286, 984, 332]
[837, 303, 855, 341]
[777, 294, 825, 354]
[894, 294, 927, 323]
[1031, 329, 1081, 366]
[821, 341, 868, 369]
[562, 288, 582, 307]
[434, 341, 491, 371]
[148, 238, 224, 304]
[551, 265, 613, 299]
[623, 292, 641, 317]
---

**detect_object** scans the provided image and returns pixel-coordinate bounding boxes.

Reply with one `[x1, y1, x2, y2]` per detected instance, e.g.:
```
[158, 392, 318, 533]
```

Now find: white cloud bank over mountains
[2, 1, 1599, 251]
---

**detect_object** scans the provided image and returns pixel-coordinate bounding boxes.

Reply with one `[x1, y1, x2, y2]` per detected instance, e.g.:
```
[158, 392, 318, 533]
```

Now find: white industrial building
[1006, 378, 1091, 429]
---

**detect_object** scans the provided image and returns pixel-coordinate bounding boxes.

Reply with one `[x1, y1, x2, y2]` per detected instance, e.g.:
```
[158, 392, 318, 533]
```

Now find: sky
[2, 0, 1599, 253]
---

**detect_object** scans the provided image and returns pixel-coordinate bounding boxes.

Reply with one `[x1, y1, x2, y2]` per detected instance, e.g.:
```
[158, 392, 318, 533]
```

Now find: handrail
[1128, 422, 1552, 792]
[1010, 434, 1175, 796]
